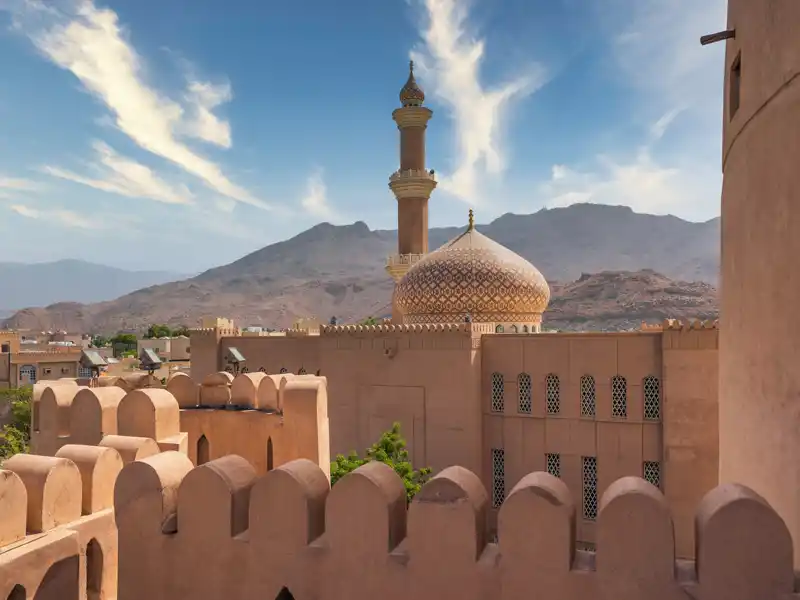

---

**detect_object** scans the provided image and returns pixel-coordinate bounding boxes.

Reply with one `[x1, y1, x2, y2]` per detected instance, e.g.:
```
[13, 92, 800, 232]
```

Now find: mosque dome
[399, 60, 425, 106]
[394, 211, 550, 324]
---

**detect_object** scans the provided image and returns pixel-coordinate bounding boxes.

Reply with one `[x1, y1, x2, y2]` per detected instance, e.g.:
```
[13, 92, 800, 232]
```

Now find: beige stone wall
[113, 455, 796, 600]
[481, 332, 664, 544]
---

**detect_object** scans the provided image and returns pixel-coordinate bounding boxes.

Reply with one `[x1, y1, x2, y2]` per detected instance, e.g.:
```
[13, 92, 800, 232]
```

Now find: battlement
[114, 455, 798, 600]
[641, 318, 720, 331]
[321, 323, 476, 335]
[33, 384, 188, 457]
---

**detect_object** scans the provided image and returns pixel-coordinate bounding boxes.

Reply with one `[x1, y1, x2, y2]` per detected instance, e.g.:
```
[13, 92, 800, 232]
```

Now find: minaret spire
[386, 61, 438, 292]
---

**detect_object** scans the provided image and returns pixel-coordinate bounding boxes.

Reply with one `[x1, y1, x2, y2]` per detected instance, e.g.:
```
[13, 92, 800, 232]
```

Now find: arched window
[298, 367, 307, 375]
[495, 324, 505, 333]
[545, 374, 560, 414]
[517, 373, 532, 414]
[267, 437, 274, 472]
[276, 587, 295, 600]
[197, 435, 210, 465]
[580, 375, 596, 417]
[7, 584, 25, 600]
[643, 376, 661, 420]
[279, 367, 288, 374]
[490, 372, 504, 412]
[19, 364, 36, 384]
[522, 325, 529, 333]
[86, 539, 103, 600]
[510, 324, 518, 333]
[315, 369, 321, 376]
[259, 366, 266, 373]
[611, 375, 627, 418]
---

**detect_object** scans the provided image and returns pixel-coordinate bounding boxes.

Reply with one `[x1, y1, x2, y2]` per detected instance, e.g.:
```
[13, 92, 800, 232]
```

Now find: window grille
[495, 324, 505, 333]
[78, 366, 94, 378]
[643, 461, 661, 489]
[545, 374, 560, 414]
[643, 376, 661, 420]
[611, 375, 627, 418]
[491, 448, 505, 508]
[580, 375, 596, 417]
[582, 456, 598, 520]
[546, 453, 561, 478]
[19, 364, 37, 384]
[517, 373, 532, 414]
[491, 372, 504, 413]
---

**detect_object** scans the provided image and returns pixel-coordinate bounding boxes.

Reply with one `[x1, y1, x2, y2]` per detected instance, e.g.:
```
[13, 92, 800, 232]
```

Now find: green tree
[110, 333, 138, 346]
[360, 316, 380, 326]
[145, 324, 172, 339]
[330, 422, 431, 503]
[171, 326, 191, 337]
[90, 335, 110, 348]
[0, 386, 32, 461]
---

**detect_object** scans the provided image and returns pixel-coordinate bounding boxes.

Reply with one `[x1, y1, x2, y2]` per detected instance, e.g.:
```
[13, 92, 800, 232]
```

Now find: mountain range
[0, 260, 187, 311]
[1, 204, 721, 334]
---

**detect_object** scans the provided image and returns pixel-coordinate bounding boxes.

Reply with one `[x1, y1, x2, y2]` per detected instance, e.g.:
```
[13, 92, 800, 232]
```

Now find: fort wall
[114, 453, 798, 600]
[32, 371, 330, 479]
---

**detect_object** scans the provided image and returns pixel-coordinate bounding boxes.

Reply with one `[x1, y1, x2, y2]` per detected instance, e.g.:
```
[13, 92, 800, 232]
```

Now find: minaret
[385, 60, 437, 283]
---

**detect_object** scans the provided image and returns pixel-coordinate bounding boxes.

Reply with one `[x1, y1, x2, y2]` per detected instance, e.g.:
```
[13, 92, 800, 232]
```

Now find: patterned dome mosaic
[394, 215, 551, 324]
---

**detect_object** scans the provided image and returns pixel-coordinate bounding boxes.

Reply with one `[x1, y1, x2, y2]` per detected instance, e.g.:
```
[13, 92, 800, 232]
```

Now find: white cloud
[181, 80, 233, 149]
[410, 0, 546, 204]
[5, 0, 270, 210]
[300, 169, 337, 221]
[0, 175, 41, 191]
[538, 0, 726, 220]
[41, 140, 193, 205]
[8, 202, 96, 229]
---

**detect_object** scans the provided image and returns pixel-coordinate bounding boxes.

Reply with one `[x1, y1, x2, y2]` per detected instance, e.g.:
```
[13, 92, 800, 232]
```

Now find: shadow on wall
[34, 555, 79, 600]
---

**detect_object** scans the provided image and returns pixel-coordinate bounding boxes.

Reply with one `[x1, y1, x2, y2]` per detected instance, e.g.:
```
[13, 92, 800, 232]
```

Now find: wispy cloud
[411, 0, 546, 204]
[40, 140, 193, 205]
[5, 0, 270, 210]
[540, 0, 726, 220]
[0, 175, 43, 198]
[8, 202, 97, 229]
[300, 169, 338, 222]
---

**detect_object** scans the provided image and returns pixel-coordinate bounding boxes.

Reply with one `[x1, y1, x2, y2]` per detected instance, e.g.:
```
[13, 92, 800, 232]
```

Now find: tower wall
[718, 0, 800, 565]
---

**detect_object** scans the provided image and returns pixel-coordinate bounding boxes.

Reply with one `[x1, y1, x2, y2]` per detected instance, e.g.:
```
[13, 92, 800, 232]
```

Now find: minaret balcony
[389, 169, 437, 200]
[385, 253, 425, 281]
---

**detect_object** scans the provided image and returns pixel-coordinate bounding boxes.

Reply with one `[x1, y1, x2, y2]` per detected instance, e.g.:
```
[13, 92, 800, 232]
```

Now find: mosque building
[189, 61, 719, 558]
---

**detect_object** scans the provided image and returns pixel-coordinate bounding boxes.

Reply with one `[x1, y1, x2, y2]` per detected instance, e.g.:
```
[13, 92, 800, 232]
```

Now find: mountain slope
[0, 259, 187, 309]
[2, 204, 721, 333]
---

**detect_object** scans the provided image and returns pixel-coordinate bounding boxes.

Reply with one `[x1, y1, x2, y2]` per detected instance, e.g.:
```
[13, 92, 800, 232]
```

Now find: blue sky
[0, 0, 727, 272]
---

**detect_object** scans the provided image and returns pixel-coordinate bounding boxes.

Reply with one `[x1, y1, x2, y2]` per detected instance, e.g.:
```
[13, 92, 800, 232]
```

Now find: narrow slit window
[491, 448, 505, 508]
[491, 372, 504, 413]
[730, 52, 741, 120]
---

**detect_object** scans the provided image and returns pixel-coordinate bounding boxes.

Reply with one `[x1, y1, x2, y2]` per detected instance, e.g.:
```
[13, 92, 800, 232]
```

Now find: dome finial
[468, 209, 475, 231]
[400, 59, 425, 106]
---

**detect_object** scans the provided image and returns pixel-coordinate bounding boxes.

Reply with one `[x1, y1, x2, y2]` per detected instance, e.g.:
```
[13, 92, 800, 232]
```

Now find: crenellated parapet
[321, 323, 476, 334]
[0, 445, 125, 599]
[33, 384, 189, 457]
[113, 456, 798, 600]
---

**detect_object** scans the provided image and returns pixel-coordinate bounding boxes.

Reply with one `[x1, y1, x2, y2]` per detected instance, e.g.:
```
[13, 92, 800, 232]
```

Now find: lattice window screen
[491, 449, 505, 508]
[582, 456, 598, 520]
[491, 372, 505, 413]
[518, 373, 532, 414]
[546, 453, 561, 478]
[580, 375, 596, 417]
[611, 375, 628, 418]
[78, 366, 94, 378]
[643, 376, 661, 420]
[545, 374, 560, 414]
[643, 461, 661, 489]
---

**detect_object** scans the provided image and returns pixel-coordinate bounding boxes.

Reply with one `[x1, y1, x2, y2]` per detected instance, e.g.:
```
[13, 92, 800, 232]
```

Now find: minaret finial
[400, 59, 425, 106]
[468, 209, 474, 231]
